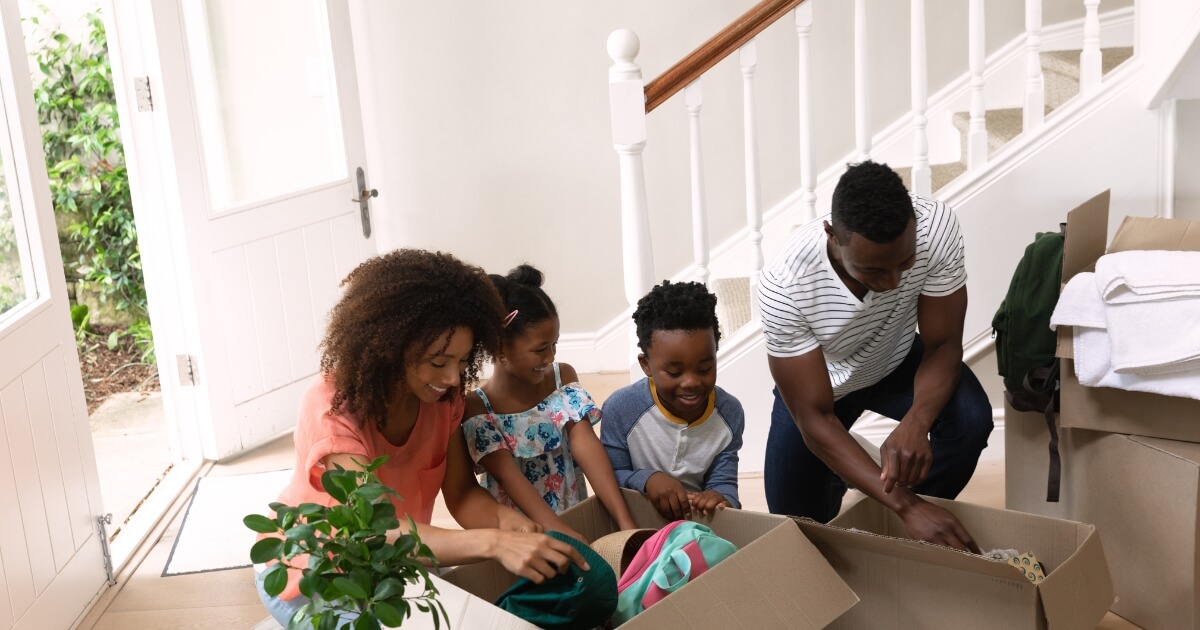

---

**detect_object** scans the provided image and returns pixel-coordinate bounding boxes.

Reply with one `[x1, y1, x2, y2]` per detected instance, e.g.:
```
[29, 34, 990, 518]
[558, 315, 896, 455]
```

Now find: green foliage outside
[25, 6, 153, 360]
[245, 456, 448, 630]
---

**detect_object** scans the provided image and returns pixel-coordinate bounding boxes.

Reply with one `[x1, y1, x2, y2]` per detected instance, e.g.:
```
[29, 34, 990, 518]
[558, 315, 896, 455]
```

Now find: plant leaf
[298, 502, 325, 516]
[373, 577, 404, 601]
[263, 563, 289, 597]
[332, 576, 367, 600]
[249, 538, 283, 563]
[285, 523, 316, 541]
[243, 514, 279, 534]
[373, 601, 404, 627]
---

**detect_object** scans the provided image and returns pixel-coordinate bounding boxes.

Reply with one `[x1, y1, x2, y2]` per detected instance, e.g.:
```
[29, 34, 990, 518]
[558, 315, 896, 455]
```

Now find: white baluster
[1024, 0, 1045, 132]
[607, 30, 655, 373]
[910, 0, 931, 196]
[854, 0, 870, 162]
[967, 0, 987, 170]
[740, 41, 764, 278]
[1080, 0, 1102, 95]
[685, 82, 710, 286]
[795, 3, 816, 223]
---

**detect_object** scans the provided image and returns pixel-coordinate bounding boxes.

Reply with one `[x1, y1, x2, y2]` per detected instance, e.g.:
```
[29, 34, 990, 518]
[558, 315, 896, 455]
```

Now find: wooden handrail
[643, 0, 807, 113]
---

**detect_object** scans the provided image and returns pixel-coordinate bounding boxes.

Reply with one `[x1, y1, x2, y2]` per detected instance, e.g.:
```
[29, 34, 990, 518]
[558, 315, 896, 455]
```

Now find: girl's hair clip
[502, 309, 519, 328]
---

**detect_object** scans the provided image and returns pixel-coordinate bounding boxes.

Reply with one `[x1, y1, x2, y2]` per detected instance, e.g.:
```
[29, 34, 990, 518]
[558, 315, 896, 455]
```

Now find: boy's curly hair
[319, 249, 505, 429]
[633, 280, 721, 353]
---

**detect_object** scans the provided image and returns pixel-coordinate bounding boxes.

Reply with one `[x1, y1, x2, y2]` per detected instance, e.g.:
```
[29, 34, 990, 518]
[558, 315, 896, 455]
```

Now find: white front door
[116, 0, 377, 459]
[0, 0, 108, 626]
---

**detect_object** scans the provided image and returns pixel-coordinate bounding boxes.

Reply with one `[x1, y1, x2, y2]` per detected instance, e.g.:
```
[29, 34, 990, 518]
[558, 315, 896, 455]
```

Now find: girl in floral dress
[463, 265, 637, 542]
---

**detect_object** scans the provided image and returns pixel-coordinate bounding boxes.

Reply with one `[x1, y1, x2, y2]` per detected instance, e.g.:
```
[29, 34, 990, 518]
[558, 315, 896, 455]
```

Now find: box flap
[1037, 524, 1114, 630]
[1108, 215, 1200, 253]
[797, 518, 1028, 583]
[1129, 435, 1200, 465]
[1061, 190, 1110, 282]
[629, 521, 858, 629]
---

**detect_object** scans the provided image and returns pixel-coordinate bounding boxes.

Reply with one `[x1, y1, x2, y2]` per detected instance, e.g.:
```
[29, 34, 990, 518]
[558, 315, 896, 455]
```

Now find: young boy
[600, 280, 745, 520]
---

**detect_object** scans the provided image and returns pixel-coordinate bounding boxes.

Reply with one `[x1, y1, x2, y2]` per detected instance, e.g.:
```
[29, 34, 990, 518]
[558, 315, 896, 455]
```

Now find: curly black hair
[319, 249, 505, 429]
[830, 160, 914, 244]
[489, 264, 558, 342]
[633, 280, 721, 353]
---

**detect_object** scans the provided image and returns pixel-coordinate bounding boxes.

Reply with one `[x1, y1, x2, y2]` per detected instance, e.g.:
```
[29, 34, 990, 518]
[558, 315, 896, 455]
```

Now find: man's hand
[645, 472, 691, 520]
[688, 489, 731, 517]
[898, 498, 980, 553]
[880, 419, 933, 493]
[496, 507, 543, 534]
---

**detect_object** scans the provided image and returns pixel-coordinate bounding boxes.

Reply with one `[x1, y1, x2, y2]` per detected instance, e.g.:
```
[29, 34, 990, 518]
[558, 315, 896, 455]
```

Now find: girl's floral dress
[463, 363, 601, 513]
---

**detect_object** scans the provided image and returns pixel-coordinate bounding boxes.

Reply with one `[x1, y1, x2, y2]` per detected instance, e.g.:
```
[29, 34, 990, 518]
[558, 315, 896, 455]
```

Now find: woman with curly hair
[256, 249, 586, 626]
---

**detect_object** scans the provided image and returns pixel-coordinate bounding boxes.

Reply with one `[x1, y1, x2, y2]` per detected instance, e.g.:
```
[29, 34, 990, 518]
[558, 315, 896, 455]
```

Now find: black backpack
[992, 229, 1065, 501]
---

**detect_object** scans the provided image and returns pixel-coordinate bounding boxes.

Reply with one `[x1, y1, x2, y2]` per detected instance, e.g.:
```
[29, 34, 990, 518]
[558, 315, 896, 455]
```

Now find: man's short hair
[830, 161, 914, 244]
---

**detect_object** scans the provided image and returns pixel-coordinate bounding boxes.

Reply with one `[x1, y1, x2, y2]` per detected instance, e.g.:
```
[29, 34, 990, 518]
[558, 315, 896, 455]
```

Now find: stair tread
[893, 163, 967, 195]
[711, 277, 754, 335]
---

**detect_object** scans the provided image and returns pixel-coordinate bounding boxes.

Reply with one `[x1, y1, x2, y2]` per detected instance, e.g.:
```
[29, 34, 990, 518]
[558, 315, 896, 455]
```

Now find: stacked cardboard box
[410, 489, 859, 629]
[1006, 191, 1200, 629]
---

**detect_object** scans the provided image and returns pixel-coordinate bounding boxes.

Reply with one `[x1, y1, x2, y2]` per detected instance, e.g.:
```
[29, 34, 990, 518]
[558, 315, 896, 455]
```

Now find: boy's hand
[688, 489, 730, 516]
[645, 472, 691, 520]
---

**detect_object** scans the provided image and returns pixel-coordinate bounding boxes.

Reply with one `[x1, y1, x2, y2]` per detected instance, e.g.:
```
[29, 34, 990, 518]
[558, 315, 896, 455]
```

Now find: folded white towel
[1095, 250, 1200, 304]
[1050, 272, 1107, 330]
[1106, 296, 1200, 375]
[1071, 325, 1200, 401]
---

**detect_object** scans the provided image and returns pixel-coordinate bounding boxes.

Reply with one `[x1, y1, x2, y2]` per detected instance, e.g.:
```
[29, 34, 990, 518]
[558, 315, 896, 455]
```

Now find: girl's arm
[478, 449, 588, 543]
[323, 452, 585, 583]
[442, 427, 539, 532]
[568, 419, 638, 530]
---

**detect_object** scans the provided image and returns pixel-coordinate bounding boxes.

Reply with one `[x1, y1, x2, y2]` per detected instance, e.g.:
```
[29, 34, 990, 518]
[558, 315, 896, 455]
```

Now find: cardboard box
[422, 490, 858, 630]
[796, 496, 1114, 630]
[1003, 401, 1075, 520]
[1069, 430, 1200, 630]
[1054, 191, 1200, 442]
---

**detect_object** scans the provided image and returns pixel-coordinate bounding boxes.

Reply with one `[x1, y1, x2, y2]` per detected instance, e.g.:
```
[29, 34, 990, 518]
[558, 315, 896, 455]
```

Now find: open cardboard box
[417, 490, 858, 629]
[1066, 429, 1200, 629]
[795, 496, 1113, 630]
[1054, 190, 1200, 442]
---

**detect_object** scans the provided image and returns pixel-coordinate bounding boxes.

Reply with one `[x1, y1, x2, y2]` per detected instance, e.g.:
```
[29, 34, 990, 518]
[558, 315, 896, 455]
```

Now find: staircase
[602, 0, 1178, 473]
[895, 46, 1134, 194]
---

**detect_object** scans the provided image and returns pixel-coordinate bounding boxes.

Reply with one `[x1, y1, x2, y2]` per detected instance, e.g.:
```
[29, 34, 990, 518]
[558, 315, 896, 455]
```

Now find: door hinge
[134, 76, 154, 112]
[176, 354, 197, 386]
[97, 514, 117, 585]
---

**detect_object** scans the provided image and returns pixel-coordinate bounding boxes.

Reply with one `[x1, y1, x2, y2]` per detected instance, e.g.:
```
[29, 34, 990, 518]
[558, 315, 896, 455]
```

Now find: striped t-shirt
[756, 194, 966, 399]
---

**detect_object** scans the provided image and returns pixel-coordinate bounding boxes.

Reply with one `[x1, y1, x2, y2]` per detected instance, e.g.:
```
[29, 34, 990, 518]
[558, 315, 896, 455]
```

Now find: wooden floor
[78, 373, 1139, 629]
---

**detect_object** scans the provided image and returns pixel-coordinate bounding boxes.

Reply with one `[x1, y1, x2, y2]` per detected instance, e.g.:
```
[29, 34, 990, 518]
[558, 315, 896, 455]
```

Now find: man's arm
[880, 287, 968, 491]
[769, 349, 978, 552]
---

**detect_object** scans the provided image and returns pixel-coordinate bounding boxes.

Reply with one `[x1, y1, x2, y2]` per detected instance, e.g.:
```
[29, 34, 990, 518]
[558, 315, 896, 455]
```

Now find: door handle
[352, 166, 377, 238]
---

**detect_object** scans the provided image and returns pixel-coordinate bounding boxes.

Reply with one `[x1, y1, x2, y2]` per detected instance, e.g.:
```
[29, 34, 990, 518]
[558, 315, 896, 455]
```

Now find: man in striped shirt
[757, 161, 992, 552]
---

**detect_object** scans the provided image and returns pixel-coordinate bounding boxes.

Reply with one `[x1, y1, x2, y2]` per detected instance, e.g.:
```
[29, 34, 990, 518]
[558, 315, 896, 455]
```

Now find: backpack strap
[1023, 364, 1061, 502]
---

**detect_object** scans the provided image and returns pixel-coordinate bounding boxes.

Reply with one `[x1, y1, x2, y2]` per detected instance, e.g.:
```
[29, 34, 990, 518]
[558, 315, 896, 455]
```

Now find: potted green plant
[244, 456, 449, 629]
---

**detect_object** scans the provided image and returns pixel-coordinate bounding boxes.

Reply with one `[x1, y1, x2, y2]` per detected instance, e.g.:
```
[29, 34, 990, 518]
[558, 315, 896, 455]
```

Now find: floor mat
[162, 469, 293, 576]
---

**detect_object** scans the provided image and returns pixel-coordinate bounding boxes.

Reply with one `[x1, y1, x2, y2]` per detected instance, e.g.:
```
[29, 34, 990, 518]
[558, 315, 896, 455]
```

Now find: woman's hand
[488, 530, 589, 584]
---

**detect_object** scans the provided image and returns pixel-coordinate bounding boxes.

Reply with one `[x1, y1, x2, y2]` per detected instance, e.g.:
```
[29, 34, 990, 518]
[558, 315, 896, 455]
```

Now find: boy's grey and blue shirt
[600, 378, 743, 508]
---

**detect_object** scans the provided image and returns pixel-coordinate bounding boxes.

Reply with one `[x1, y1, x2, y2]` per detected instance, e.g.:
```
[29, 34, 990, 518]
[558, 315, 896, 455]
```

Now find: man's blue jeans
[764, 335, 994, 522]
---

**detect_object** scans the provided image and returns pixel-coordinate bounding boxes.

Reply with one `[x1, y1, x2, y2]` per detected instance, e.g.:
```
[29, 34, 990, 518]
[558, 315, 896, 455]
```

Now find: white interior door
[0, 0, 108, 626]
[126, 0, 376, 459]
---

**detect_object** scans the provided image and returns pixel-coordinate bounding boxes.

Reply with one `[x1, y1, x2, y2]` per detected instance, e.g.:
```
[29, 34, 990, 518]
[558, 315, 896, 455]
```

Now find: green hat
[494, 531, 618, 630]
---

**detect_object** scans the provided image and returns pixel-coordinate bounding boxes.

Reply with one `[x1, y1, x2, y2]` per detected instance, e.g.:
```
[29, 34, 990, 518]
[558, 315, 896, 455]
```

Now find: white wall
[349, 0, 1131, 335]
[1176, 98, 1200, 221]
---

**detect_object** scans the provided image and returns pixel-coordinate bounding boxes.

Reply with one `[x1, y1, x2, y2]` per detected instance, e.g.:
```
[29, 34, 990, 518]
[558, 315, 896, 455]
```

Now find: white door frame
[107, 0, 376, 462]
